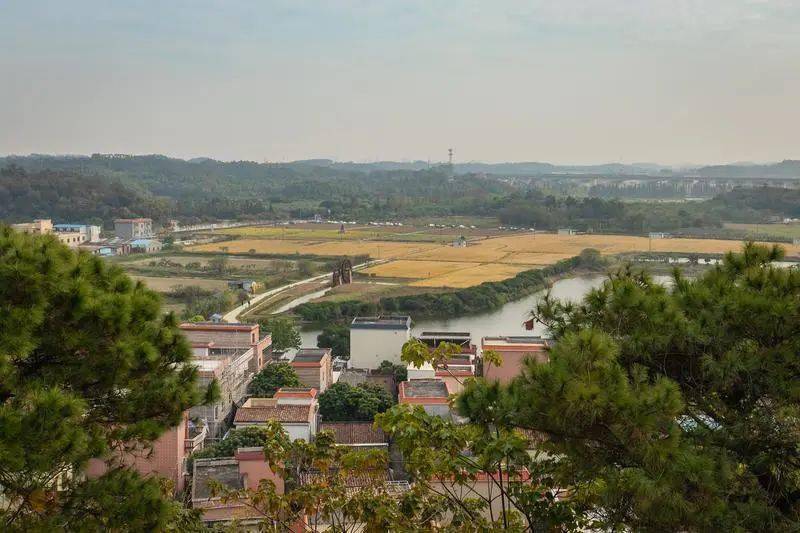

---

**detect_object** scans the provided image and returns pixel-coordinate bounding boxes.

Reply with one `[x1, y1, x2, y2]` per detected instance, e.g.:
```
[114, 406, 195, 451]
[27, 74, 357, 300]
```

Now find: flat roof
[419, 331, 470, 338]
[482, 336, 550, 348]
[192, 458, 242, 500]
[351, 315, 411, 330]
[292, 348, 331, 363]
[400, 379, 449, 399]
[180, 322, 257, 332]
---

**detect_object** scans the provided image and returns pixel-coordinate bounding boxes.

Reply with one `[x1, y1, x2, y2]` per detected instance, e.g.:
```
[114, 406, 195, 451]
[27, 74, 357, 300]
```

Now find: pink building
[481, 336, 550, 384]
[191, 447, 284, 525]
[180, 321, 272, 371]
[86, 411, 205, 494]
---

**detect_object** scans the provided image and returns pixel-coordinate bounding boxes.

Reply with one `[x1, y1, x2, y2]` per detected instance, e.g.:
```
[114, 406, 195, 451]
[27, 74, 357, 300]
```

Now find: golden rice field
[410, 263, 533, 288]
[187, 228, 800, 288]
[361, 260, 477, 279]
[190, 238, 437, 259]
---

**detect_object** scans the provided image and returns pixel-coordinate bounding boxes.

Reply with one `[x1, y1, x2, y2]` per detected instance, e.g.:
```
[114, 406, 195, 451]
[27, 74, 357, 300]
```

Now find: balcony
[185, 423, 208, 454]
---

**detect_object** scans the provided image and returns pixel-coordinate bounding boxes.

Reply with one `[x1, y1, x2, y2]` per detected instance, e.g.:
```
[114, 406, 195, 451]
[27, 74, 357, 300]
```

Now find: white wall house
[349, 316, 412, 370]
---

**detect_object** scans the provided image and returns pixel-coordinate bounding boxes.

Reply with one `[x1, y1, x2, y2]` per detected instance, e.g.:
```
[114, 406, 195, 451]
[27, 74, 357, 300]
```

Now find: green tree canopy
[259, 317, 302, 352]
[458, 242, 800, 531]
[316, 323, 350, 359]
[248, 362, 302, 397]
[0, 227, 212, 531]
[318, 382, 393, 422]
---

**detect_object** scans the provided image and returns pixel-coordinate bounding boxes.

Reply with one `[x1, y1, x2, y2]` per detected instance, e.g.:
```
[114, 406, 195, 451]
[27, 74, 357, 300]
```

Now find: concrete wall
[350, 328, 410, 370]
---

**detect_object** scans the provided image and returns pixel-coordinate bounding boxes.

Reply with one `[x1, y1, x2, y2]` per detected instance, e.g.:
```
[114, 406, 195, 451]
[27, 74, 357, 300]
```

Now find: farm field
[190, 238, 438, 258]
[131, 275, 230, 293]
[724, 223, 800, 240]
[186, 226, 800, 289]
[360, 260, 477, 279]
[410, 263, 533, 288]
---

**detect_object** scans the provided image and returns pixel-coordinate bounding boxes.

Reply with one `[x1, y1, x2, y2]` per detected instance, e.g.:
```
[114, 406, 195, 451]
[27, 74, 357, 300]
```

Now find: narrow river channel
[298, 274, 673, 349]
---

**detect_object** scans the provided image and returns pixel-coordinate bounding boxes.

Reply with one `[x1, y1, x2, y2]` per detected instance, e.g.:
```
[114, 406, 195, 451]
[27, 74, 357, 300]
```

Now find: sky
[1, 1, 799, 165]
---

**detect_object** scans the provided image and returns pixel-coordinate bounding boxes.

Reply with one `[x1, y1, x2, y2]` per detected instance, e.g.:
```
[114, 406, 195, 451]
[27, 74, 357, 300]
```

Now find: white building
[54, 223, 102, 243]
[349, 316, 412, 370]
[557, 228, 577, 236]
[233, 388, 319, 442]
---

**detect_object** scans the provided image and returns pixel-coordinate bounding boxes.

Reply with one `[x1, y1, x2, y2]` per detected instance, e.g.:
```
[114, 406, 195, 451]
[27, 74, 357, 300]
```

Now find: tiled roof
[320, 422, 387, 445]
[234, 404, 312, 423]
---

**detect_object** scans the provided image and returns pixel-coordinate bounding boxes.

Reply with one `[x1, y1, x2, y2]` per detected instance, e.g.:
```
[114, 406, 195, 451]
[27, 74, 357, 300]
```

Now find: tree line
[294, 249, 608, 323]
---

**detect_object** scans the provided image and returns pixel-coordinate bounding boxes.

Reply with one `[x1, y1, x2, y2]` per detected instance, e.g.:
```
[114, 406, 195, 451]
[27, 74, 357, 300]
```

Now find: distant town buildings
[9, 217, 164, 256]
[129, 238, 163, 254]
[114, 218, 153, 239]
[557, 228, 577, 236]
[349, 316, 412, 369]
[649, 232, 671, 239]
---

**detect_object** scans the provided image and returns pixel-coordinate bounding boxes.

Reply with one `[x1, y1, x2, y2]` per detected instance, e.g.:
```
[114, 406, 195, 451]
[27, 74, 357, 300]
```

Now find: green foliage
[458, 242, 800, 531]
[318, 382, 393, 422]
[0, 227, 211, 529]
[188, 424, 289, 473]
[258, 317, 301, 352]
[297, 252, 606, 322]
[377, 360, 407, 383]
[316, 323, 350, 359]
[248, 362, 302, 397]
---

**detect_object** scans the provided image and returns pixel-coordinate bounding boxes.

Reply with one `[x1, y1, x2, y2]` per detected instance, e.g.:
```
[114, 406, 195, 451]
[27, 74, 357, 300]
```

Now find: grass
[724, 223, 800, 240]
[131, 276, 230, 293]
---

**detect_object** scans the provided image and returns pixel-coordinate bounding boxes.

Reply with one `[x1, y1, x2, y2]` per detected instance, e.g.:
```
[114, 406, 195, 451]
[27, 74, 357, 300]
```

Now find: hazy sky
[2, 1, 799, 165]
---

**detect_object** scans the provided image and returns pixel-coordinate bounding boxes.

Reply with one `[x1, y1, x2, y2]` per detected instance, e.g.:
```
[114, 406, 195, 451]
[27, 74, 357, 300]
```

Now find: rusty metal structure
[331, 259, 353, 287]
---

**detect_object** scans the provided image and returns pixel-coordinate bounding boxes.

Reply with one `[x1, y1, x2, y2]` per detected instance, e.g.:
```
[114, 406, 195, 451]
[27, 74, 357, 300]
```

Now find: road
[222, 259, 388, 323]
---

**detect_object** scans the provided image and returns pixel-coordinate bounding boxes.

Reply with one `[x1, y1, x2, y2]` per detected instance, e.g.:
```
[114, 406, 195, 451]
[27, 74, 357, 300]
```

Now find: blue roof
[130, 239, 157, 246]
[54, 223, 86, 230]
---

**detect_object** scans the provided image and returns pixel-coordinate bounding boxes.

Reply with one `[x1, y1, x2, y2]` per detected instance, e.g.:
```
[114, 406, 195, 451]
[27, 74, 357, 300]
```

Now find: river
[298, 274, 672, 349]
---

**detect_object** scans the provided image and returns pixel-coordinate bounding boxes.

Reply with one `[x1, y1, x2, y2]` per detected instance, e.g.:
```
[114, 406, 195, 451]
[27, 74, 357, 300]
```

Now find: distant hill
[0, 165, 169, 226]
[696, 160, 800, 179]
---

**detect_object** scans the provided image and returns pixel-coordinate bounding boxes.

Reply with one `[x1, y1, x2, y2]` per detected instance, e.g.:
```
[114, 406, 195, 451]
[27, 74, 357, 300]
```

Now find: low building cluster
[10, 217, 163, 256]
[87, 312, 552, 527]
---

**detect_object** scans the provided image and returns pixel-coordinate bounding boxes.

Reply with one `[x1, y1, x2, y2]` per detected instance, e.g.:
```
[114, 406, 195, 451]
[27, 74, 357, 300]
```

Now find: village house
[86, 411, 207, 495]
[398, 378, 452, 418]
[233, 388, 319, 441]
[129, 238, 163, 254]
[191, 447, 284, 525]
[180, 322, 272, 438]
[114, 217, 153, 239]
[416, 331, 477, 393]
[290, 348, 333, 392]
[481, 336, 549, 384]
[319, 422, 388, 451]
[12, 219, 86, 248]
[349, 316, 412, 370]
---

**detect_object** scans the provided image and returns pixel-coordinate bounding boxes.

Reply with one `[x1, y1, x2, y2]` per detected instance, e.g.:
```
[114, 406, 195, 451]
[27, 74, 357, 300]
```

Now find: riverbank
[293, 249, 608, 324]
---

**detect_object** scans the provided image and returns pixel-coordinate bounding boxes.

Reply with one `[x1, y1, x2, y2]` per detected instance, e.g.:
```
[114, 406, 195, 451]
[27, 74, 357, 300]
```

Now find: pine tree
[0, 227, 212, 530]
[459, 242, 800, 531]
